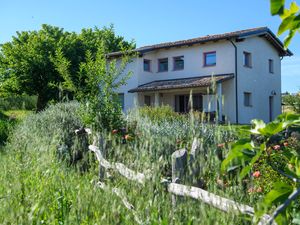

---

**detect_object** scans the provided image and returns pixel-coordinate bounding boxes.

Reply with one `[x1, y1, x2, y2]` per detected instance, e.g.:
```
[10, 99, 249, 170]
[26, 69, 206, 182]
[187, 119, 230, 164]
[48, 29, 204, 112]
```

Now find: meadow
[0, 100, 299, 224]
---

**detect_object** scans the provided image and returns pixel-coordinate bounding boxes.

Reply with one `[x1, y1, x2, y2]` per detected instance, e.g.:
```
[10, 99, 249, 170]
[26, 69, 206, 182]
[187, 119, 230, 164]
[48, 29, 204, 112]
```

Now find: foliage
[136, 106, 185, 124]
[0, 103, 250, 224]
[53, 44, 133, 131]
[221, 113, 300, 224]
[6, 101, 87, 167]
[0, 24, 135, 111]
[0, 95, 36, 111]
[0, 111, 16, 146]
[283, 92, 300, 113]
[270, 0, 300, 47]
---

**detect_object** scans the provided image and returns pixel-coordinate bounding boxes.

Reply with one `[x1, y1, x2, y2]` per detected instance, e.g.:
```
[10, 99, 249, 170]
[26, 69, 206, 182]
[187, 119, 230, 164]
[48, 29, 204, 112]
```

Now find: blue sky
[1, 0, 300, 93]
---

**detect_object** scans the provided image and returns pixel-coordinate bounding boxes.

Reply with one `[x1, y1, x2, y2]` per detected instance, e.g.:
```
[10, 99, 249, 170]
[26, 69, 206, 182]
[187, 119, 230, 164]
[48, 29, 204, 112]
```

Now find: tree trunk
[36, 93, 48, 112]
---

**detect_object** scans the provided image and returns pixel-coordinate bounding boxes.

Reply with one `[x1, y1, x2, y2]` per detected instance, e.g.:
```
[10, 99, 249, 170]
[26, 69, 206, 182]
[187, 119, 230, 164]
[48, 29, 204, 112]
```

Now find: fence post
[171, 148, 188, 207]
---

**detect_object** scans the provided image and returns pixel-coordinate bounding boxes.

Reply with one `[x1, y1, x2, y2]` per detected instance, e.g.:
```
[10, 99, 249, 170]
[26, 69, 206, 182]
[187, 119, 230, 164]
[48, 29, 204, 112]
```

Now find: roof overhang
[128, 74, 234, 93]
[107, 27, 293, 58]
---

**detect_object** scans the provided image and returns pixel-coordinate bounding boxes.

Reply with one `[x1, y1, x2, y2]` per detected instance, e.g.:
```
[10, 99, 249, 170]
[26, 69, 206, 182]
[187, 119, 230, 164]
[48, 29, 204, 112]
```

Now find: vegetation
[0, 102, 248, 224]
[222, 114, 300, 224]
[0, 24, 135, 111]
[270, 0, 300, 47]
[283, 92, 300, 113]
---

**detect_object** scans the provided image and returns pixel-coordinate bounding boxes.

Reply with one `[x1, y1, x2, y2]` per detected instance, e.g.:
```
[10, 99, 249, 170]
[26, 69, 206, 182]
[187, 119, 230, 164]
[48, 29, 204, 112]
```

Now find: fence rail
[79, 129, 275, 224]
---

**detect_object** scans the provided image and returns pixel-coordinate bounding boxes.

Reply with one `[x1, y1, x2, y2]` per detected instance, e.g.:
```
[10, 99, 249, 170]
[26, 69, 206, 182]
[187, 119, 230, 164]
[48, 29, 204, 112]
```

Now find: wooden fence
[76, 128, 275, 225]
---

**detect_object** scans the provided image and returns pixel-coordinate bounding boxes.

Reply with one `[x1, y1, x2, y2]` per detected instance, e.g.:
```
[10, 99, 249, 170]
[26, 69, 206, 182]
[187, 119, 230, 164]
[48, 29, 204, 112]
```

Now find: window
[243, 52, 252, 67]
[144, 59, 151, 72]
[244, 92, 252, 107]
[144, 95, 151, 106]
[269, 59, 274, 73]
[118, 93, 125, 110]
[173, 56, 184, 70]
[204, 51, 216, 66]
[158, 58, 168, 72]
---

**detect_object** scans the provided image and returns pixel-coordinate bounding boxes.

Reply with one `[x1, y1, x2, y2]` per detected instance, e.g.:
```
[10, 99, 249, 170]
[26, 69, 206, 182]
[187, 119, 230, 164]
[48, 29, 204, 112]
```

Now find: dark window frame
[158, 58, 168, 72]
[243, 51, 252, 68]
[269, 59, 274, 74]
[144, 95, 151, 106]
[173, 56, 184, 71]
[244, 92, 252, 107]
[203, 51, 216, 67]
[143, 59, 151, 72]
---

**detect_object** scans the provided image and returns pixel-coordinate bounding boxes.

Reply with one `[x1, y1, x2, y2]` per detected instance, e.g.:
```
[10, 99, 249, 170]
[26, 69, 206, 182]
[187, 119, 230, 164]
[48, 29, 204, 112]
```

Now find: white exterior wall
[116, 36, 283, 124]
[236, 36, 281, 124]
[137, 41, 235, 85]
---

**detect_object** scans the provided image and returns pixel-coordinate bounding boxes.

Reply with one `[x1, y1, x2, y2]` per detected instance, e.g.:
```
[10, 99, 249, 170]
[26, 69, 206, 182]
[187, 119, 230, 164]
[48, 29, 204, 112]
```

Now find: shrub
[0, 111, 16, 146]
[0, 95, 37, 111]
[6, 101, 89, 167]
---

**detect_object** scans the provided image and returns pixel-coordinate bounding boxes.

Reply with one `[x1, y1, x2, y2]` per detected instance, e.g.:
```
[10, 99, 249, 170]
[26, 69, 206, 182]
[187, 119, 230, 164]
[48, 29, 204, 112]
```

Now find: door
[175, 94, 203, 113]
[269, 96, 274, 122]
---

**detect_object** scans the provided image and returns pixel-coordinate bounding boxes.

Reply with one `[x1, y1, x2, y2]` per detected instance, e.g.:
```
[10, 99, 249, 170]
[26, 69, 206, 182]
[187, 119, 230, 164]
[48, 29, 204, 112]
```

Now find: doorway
[175, 94, 203, 113]
[269, 96, 274, 122]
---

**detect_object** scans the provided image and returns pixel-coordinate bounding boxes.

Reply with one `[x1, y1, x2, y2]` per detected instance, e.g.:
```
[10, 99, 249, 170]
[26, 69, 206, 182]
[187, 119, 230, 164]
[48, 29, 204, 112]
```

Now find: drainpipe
[229, 39, 239, 124]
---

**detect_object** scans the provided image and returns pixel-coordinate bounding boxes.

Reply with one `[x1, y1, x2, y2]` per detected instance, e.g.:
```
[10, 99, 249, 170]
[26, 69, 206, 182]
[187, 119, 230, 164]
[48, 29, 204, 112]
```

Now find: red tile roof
[128, 74, 234, 93]
[107, 27, 292, 57]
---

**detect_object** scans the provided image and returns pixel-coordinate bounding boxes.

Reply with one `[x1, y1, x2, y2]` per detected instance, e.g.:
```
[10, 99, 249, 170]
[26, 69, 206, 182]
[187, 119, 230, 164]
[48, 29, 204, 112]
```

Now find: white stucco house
[108, 27, 292, 124]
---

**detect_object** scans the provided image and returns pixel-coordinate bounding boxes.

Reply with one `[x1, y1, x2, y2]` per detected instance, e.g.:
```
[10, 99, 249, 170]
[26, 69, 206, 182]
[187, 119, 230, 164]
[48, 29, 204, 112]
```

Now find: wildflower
[112, 129, 118, 134]
[283, 142, 288, 147]
[125, 134, 132, 140]
[252, 171, 261, 178]
[256, 187, 263, 193]
[273, 145, 281, 150]
[217, 143, 225, 148]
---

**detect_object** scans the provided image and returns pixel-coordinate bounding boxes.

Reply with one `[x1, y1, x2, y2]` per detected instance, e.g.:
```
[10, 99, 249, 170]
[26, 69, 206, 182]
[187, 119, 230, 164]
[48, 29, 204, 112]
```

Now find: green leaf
[280, 1, 300, 19]
[221, 139, 252, 172]
[263, 182, 293, 205]
[270, 0, 285, 15]
[239, 143, 265, 179]
[278, 15, 295, 35]
[250, 119, 266, 135]
[284, 29, 296, 48]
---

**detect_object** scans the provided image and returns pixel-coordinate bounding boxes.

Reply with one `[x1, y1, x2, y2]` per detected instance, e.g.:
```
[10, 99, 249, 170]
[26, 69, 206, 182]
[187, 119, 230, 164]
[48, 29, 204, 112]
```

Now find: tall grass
[0, 102, 253, 224]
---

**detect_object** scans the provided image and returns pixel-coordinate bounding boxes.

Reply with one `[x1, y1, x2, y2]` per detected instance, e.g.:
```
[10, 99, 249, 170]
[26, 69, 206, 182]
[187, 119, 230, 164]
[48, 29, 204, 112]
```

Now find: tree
[0, 24, 135, 111]
[270, 0, 300, 47]
[283, 92, 300, 113]
[52, 43, 134, 130]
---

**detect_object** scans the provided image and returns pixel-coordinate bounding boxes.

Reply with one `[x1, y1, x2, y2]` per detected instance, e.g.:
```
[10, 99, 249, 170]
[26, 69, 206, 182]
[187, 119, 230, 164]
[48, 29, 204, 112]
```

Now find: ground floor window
[175, 94, 203, 113]
[144, 95, 151, 106]
[244, 92, 252, 107]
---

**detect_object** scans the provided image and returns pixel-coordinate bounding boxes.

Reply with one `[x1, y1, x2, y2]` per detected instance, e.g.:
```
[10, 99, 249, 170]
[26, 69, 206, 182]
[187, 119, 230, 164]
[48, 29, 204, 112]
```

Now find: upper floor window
[244, 92, 252, 107]
[269, 59, 274, 73]
[243, 51, 252, 68]
[173, 56, 184, 70]
[158, 58, 168, 72]
[204, 51, 216, 67]
[144, 59, 151, 72]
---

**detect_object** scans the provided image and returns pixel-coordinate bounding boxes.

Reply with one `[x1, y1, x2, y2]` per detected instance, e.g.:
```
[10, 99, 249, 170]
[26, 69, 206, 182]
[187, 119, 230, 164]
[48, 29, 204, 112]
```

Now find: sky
[1, 0, 300, 93]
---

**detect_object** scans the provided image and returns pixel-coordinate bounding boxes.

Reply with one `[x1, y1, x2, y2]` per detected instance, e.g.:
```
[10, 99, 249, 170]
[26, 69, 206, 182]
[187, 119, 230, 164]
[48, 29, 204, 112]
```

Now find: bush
[6, 101, 88, 167]
[0, 111, 16, 146]
[0, 95, 37, 111]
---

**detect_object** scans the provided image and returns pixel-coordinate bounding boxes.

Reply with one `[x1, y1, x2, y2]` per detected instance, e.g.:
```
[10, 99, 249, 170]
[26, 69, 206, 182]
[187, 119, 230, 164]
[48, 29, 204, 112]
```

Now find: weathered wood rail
[88, 142, 273, 225]
[74, 128, 274, 224]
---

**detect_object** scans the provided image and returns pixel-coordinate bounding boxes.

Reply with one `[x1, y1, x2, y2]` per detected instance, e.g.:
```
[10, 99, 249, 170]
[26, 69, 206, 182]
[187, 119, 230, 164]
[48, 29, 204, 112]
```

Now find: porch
[128, 74, 234, 122]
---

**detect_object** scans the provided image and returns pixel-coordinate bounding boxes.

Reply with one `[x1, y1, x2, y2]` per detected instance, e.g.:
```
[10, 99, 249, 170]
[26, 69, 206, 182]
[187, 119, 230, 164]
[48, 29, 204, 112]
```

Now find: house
[108, 27, 292, 124]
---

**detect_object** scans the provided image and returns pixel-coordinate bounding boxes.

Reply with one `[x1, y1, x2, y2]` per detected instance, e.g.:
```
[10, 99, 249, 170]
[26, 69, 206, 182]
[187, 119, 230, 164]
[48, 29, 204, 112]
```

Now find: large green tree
[0, 24, 134, 111]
